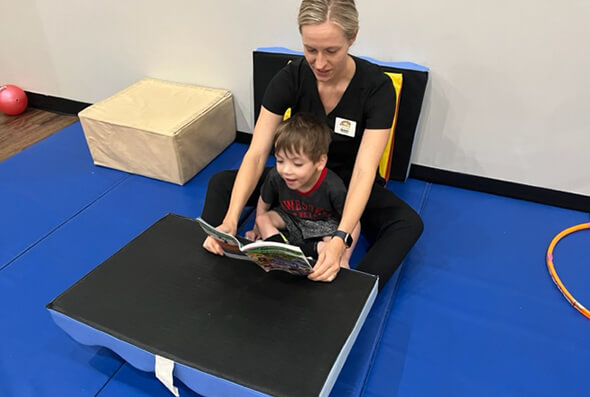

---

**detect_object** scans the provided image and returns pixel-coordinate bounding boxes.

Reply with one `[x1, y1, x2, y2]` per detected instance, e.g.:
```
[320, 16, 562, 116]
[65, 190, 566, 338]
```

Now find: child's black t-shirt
[260, 167, 347, 242]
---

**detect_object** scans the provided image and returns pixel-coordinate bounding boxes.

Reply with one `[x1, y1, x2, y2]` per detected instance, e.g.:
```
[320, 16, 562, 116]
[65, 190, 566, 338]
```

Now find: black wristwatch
[332, 230, 353, 248]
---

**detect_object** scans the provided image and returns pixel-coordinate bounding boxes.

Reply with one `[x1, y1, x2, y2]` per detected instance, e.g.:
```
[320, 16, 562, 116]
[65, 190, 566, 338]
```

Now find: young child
[247, 112, 360, 268]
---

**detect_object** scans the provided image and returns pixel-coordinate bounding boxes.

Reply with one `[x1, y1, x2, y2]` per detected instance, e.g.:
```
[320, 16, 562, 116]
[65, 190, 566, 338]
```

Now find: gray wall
[2, 0, 588, 195]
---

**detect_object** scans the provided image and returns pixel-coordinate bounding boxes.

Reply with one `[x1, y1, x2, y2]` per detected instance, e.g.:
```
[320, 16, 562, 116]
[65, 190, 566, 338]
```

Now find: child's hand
[244, 229, 260, 241]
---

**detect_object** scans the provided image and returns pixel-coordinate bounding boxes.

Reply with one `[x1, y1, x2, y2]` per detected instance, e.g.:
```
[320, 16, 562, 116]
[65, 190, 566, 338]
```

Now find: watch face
[345, 234, 353, 247]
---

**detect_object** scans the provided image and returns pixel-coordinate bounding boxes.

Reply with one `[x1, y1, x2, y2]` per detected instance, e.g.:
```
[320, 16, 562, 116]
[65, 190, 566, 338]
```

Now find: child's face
[275, 149, 326, 192]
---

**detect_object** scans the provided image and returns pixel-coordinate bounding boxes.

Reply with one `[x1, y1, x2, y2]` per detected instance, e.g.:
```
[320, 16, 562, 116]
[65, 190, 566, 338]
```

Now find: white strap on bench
[155, 354, 180, 396]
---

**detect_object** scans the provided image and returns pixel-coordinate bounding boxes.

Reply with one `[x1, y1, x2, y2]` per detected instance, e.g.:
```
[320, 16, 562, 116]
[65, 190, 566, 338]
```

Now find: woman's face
[301, 21, 354, 83]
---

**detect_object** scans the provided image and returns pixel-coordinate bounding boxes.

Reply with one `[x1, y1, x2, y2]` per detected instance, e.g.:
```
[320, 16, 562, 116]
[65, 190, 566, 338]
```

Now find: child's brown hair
[273, 112, 331, 162]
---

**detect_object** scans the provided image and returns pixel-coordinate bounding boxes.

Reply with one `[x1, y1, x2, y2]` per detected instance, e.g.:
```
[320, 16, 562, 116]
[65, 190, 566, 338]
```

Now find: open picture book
[195, 217, 314, 276]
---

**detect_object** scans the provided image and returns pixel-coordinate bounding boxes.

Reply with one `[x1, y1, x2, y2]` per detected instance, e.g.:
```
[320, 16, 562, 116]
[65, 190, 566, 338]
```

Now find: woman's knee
[405, 207, 424, 241]
[207, 170, 236, 192]
[390, 204, 423, 239]
[366, 203, 423, 243]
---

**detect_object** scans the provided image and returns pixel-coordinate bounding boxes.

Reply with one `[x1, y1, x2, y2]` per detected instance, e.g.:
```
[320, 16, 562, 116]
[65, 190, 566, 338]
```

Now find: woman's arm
[223, 107, 282, 229]
[309, 128, 390, 281]
[203, 106, 283, 255]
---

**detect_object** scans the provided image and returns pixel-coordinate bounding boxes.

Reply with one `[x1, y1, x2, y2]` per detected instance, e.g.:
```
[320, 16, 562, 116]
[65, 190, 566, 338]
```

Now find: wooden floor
[0, 108, 78, 163]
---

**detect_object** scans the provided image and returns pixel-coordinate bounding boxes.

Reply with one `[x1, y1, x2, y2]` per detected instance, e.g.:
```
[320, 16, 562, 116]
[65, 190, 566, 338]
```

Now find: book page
[242, 241, 313, 276]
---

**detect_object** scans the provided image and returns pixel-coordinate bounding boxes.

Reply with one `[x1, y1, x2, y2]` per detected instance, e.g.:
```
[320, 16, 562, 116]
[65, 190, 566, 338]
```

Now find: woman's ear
[349, 29, 358, 45]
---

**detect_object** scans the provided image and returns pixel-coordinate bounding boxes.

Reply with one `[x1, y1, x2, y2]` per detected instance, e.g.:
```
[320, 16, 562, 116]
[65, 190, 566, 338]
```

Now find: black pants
[201, 168, 424, 291]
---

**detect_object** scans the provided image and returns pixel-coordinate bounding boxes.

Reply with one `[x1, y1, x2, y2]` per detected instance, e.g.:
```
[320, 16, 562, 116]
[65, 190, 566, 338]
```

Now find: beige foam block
[79, 78, 236, 185]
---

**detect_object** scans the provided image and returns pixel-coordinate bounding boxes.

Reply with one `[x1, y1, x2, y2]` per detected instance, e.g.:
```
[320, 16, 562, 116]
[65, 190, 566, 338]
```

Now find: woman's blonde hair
[298, 0, 359, 40]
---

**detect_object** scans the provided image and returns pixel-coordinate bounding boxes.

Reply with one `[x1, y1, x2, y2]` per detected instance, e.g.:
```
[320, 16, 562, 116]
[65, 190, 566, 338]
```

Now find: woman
[202, 0, 423, 290]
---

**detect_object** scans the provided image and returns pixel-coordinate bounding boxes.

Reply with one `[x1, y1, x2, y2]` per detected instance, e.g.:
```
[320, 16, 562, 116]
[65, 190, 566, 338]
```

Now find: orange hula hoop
[546, 222, 590, 319]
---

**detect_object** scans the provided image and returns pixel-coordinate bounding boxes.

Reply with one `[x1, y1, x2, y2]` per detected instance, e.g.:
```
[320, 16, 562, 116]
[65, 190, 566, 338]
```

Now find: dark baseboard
[410, 164, 590, 213]
[25, 91, 91, 115]
[25, 91, 588, 212]
[230, 137, 589, 212]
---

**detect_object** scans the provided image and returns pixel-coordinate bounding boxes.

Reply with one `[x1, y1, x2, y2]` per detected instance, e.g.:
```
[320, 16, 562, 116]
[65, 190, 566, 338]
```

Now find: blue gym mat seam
[0, 174, 131, 273]
[358, 182, 431, 396]
[93, 362, 126, 397]
[418, 182, 432, 215]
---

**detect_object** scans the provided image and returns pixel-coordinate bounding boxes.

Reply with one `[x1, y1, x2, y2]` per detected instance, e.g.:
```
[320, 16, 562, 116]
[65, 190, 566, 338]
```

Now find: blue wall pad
[0, 122, 128, 269]
[48, 214, 378, 397]
[363, 184, 590, 397]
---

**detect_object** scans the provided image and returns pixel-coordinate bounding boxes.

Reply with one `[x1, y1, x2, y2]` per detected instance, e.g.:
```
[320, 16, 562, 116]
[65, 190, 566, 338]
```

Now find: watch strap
[332, 230, 353, 248]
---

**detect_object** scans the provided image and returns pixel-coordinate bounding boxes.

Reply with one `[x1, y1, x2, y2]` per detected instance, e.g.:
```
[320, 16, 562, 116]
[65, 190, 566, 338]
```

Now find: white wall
[1, 0, 589, 196]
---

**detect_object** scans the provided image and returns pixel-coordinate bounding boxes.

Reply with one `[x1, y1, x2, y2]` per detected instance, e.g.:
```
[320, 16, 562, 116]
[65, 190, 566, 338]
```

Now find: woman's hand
[308, 237, 347, 282]
[202, 222, 237, 256]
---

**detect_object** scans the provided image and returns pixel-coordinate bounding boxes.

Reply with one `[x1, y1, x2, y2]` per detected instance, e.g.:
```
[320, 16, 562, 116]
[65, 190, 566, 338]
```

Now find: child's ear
[317, 154, 328, 169]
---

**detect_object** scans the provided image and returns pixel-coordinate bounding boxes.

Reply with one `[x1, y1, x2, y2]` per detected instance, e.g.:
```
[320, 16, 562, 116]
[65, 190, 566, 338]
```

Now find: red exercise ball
[0, 84, 28, 116]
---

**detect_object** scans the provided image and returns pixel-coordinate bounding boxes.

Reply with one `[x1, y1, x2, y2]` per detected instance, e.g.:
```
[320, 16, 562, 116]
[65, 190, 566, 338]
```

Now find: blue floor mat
[363, 184, 590, 397]
[2, 122, 589, 397]
[0, 125, 248, 397]
[0, 123, 128, 270]
[0, 221, 124, 397]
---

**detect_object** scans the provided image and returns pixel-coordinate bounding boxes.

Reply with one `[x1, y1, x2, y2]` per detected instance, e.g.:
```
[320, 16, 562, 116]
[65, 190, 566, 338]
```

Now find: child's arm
[255, 195, 272, 217]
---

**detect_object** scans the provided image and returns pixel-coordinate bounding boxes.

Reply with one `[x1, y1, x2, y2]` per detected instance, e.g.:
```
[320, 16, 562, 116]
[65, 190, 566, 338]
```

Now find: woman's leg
[201, 168, 271, 226]
[357, 184, 424, 291]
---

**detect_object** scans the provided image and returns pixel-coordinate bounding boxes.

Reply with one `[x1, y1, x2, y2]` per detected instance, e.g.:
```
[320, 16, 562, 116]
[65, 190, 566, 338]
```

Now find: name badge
[334, 117, 357, 138]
